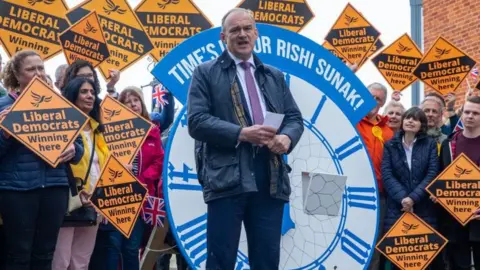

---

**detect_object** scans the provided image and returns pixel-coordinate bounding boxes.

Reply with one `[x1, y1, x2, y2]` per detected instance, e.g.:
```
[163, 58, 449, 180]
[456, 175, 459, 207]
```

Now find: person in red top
[100, 86, 165, 270]
[356, 82, 394, 270]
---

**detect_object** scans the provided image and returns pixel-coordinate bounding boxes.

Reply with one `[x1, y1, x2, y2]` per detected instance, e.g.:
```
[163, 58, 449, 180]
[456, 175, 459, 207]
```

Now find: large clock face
[152, 24, 379, 270]
[164, 74, 378, 270]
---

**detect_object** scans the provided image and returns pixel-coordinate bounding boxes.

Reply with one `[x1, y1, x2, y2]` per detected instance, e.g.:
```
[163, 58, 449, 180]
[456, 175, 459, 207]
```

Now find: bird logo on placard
[108, 168, 123, 183]
[103, 108, 121, 121]
[28, 0, 54, 6]
[344, 14, 358, 26]
[158, 0, 179, 9]
[104, 0, 126, 15]
[30, 92, 52, 107]
[396, 43, 412, 54]
[454, 165, 472, 178]
[84, 21, 97, 35]
[402, 221, 419, 234]
[435, 47, 451, 59]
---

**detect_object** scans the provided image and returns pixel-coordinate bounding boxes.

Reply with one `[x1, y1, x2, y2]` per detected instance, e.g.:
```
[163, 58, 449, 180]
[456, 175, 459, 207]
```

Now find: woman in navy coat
[381, 107, 443, 269]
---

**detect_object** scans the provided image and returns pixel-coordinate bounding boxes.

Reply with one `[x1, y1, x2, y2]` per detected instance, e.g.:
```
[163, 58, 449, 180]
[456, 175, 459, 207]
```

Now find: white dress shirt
[227, 51, 267, 122]
[402, 136, 417, 170]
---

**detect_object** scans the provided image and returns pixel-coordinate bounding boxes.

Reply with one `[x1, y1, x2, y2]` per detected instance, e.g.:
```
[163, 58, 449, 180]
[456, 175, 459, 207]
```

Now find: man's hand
[106, 69, 120, 89]
[58, 144, 76, 163]
[0, 108, 11, 138]
[445, 92, 456, 110]
[430, 195, 438, 204]
[124, 164, 133, 172]
[391, 91, 402, 102]
[267, 135, 291, 155]
[401, 197, 414, 212]
[238, 125, 277, 145]
[346, 62, 358, 72]
[79, 190, 93, 207]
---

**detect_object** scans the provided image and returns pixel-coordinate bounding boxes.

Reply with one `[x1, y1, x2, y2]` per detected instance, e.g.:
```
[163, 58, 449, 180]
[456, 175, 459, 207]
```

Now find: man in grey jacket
[187, 8, 303, 270]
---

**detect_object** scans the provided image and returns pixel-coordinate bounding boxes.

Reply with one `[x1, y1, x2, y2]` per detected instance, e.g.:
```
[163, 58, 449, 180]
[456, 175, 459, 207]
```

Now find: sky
[0, 0, 414, 112]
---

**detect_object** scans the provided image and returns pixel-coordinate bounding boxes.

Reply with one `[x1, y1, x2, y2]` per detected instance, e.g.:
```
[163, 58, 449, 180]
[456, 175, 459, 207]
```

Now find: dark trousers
[206, 192, 284, 270]
[105, 218, 145, 270]
[156, 230, 189, 270]
[0, 187, 68, 270]
[206, 147, 285, 269]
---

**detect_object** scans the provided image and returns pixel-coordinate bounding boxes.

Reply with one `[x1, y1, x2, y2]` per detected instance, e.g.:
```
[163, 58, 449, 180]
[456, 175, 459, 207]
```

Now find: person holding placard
[96, 86, 165, 270]
[381, 107, 444, 269]
[356, 82, 394, 270]
[437, 96, 480, 269]
[0, 50, 84, 270]
[52, 77, 109, 270]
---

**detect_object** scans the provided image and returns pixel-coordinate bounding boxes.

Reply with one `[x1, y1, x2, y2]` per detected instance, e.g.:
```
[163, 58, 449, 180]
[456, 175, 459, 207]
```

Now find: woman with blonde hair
[383, 100, 406, 133]
[0, 50, 83, 269]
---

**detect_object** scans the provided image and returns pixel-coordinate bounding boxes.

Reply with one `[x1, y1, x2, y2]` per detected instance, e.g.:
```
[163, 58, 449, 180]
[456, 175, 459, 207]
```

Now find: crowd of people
[351, 64, 480, 269]
[0, 7, 479, 270]
[0, 50, 192, 270]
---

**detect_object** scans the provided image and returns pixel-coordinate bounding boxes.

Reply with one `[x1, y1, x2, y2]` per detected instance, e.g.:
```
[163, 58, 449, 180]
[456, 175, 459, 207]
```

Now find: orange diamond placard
[90, 155, 147, 238]
[322, 41, 347, 63]
[357, 38, 384, 69]
[376, 212, 448, 270]
[236, 0, 315, 33]
[66, 0, 154, 80]
[413, 36, 477, 95]
[426, 153, 480, 225]
[324, 3, 380, 65]
[0, 0, 71, 61]
[59, 11, 110, 68]
[0, 76, 89, 167]
[476, 80, 480, 91]
[135, 0, 213, 61]
[100, 95, 153, 164]
[372, 34, 423, 91]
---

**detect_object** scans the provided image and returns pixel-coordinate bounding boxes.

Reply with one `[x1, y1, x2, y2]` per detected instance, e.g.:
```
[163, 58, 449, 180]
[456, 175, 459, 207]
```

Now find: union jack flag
[471, 67, 479, 80]
[142, 196, 166, 227]
[454, 119, 464, 133]
[152, 83, 169, 110]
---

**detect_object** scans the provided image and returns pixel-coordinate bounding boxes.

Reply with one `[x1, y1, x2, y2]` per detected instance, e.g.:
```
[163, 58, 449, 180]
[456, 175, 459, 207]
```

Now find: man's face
[367, 88, 386, 117]
[422, 99, 442, 128]
[462, 102, 480, 130]
[220, 11, 258, 60]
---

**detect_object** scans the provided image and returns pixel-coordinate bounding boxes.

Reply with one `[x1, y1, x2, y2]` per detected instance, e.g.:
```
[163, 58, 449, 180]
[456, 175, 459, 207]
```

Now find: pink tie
[240, 61, 264, 125]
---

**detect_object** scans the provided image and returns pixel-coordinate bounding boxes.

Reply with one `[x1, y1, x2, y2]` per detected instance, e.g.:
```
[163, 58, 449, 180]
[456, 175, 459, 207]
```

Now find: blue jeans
[105, 218, 145, 270]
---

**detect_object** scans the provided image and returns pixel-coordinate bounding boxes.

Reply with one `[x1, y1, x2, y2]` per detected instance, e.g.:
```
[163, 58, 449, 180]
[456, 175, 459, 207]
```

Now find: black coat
[382, 132, 439, 231]
[187, 50, 304, 202]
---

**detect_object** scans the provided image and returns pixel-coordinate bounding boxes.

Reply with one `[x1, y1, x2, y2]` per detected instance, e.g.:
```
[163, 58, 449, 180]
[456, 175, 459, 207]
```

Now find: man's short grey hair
[367, 82, 388, 98]
[383, 100, 406, 116]
[421, 96, 444, 113]
[55, 64, 68, 82]
[221, 8, 255, 32]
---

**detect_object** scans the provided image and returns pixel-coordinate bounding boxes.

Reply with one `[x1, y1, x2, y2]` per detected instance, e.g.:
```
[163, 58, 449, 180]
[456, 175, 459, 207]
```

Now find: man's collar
[227, 50, 255, 67]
